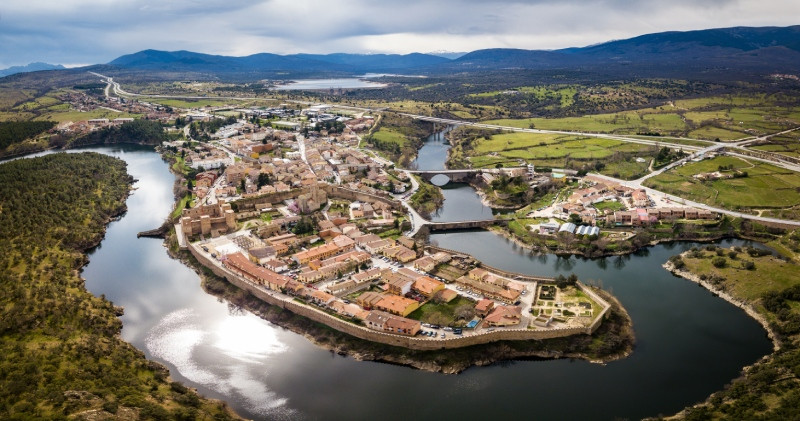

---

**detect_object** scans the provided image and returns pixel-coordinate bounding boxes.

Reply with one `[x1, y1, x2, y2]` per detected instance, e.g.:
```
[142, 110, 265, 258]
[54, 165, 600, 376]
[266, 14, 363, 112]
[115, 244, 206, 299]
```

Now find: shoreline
[164, 235, 635, 373]
[159, 148, 635, 372]
[662, 258, 780, 351]
[489, 222, 778, 260]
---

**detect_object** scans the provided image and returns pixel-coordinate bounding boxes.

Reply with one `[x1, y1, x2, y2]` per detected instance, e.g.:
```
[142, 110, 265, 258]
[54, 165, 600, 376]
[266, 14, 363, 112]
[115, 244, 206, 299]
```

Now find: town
[50, 80, 739, 346]
[162, 108, 612, 345]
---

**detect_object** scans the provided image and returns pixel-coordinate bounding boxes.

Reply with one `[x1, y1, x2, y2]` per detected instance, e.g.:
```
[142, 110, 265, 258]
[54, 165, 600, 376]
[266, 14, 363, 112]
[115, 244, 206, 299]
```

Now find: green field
[141, 97, 240, 109]
[473, 132, 652, 161]
[469, 85, 577, 106]
[482, 94, 800, 141]
[749, 133, 800, 158]
[644, 156, 800, 213]
[407, 296, 476, 327]
[593, 200, 626, 212]
[681, 247, 800, 305]
[468, 131, 657, 179]
[34, 109, 142, 122]
[371, 127, 412, 148]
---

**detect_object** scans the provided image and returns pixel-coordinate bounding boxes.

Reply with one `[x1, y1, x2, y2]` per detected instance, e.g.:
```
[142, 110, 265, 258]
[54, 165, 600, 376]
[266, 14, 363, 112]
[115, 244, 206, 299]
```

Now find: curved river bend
[5, 143, 771, 420]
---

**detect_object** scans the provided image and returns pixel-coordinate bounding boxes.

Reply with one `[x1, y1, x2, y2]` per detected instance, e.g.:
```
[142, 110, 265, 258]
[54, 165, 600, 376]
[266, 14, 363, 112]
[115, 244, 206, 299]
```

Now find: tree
[257, 173, 271, 188]
[454, 305, 475, 321]
[712, 257, 727, 268]
[569, 213, 582, 224]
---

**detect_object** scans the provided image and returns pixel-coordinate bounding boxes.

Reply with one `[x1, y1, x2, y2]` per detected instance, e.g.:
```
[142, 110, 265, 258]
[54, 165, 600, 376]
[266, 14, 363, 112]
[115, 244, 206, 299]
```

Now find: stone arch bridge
[411, 218, 511, 237]
[403, 167, 527, 185]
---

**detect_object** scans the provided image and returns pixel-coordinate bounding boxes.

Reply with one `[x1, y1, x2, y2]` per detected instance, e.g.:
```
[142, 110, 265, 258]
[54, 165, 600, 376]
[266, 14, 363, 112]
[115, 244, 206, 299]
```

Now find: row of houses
[220, 250, 423, 337]
[608, 207, 715, 226]
[453, 268, 525, 304]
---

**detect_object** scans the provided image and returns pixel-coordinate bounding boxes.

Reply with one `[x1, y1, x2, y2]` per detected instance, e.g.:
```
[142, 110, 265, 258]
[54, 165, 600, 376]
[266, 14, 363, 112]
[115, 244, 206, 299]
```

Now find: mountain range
[0, 62, 65, 78]
[4, 25, 800, 81]
[103, 25, 800, 79]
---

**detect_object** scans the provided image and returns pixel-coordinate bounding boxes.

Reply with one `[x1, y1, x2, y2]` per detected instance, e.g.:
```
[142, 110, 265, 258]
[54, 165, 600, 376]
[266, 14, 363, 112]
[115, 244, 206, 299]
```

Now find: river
[3, 142, 772, 420]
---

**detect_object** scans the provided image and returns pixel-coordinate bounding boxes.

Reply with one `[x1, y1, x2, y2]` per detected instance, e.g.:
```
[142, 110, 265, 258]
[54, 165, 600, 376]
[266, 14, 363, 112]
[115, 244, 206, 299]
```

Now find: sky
[0, 0, 798, 68]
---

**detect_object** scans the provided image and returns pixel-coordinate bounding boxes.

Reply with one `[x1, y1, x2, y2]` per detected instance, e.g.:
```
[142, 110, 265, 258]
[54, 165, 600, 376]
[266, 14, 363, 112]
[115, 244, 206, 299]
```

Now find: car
[430, 324, 440, 330]
[343, 299, 350, 304]
[521, 290, 527, 295]
[441, 333, 446, 338]
[453, 328, 463, 335]
[443, 327, 453, 332]
[515, 301, 521, 306]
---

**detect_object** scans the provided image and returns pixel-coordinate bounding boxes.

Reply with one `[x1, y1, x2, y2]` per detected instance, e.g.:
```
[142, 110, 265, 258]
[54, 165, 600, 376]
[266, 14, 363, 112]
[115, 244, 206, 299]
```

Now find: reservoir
[3, 142, 772, 420]
[274, 78, 386, 90]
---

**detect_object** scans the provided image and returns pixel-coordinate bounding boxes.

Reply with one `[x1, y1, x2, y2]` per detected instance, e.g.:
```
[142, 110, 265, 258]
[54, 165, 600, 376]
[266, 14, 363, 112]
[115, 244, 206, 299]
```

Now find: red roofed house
[484, 305, 522, 327]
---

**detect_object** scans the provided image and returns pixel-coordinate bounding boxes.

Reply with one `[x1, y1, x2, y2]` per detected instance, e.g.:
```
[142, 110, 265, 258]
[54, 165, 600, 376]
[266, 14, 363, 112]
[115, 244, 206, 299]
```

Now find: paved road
[632, 126, 800, 184]
[92, 72, 800, 228]
[589, 172, 800, 227]
[397, 113, 709, 152]
[91, 71, 710, 153]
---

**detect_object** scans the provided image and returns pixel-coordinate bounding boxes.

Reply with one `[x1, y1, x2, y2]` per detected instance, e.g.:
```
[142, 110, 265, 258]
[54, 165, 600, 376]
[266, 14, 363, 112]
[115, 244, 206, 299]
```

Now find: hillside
[97, 25, 800, 80]
[0, 153, 238, 420]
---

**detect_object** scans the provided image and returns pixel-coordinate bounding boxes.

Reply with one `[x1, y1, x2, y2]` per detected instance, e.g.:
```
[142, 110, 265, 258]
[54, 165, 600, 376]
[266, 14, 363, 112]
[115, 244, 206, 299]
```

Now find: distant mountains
[108, 50, 450, 75]
[0, 62, 64, 77]
[103, 25, 800, 80]
[447, 25, 800, 74]
[6, 25, 800, 82]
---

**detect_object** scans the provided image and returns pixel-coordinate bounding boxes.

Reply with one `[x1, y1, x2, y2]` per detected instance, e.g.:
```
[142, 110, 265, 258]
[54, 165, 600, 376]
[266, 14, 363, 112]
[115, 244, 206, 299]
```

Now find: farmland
[644, 156, 800, 215]
[482, 94, 800, 141]
[462, 131, 659, 179]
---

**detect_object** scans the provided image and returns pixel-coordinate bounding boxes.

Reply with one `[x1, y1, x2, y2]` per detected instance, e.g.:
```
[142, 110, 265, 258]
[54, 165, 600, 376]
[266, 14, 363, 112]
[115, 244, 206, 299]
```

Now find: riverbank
[663, 258, 779, 351]
[0, 153, 238, 420]
[488, 218, 784, 260]
[658, 246, 800, 420]
[165, 230, 634, 373]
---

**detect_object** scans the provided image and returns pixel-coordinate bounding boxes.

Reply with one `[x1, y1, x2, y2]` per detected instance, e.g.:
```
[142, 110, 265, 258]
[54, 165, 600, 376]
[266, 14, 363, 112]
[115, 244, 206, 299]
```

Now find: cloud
[0, 0, 797, 68]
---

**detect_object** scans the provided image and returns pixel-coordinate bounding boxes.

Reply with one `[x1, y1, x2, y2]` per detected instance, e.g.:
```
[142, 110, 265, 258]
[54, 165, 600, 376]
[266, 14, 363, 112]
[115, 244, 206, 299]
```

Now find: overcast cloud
[0, 0, 798, 68]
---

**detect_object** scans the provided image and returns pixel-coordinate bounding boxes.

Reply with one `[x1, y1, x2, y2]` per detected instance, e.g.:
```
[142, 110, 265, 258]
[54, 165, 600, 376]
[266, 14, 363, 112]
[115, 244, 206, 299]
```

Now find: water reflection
[4, 146, 774, 421]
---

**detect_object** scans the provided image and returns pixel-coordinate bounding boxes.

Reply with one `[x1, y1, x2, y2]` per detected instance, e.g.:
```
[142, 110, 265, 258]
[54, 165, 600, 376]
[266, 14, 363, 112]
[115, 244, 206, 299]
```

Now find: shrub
[712, 257, 727, 268]
[716, 249, 725, 257]
[728, 251, 738, 259]
[742, 260, 756, 270]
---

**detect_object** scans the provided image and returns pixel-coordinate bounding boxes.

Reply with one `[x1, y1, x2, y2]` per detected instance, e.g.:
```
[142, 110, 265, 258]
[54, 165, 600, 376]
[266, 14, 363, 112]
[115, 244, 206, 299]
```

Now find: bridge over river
[409, 217, 511, 237]
[403, 167, 527, 185]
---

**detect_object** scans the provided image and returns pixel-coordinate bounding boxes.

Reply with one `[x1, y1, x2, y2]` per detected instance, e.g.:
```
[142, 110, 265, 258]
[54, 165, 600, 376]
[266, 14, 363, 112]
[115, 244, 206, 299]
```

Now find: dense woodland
[71, 119, 168, 147]
[0, 121, 56, 150]
[0, 153, 236, 420]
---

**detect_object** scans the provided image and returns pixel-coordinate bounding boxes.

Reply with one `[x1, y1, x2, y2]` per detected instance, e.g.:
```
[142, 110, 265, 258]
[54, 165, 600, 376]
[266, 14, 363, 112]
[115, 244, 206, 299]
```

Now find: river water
[3, 141, 772, 420]
[410, 128, 494, 222]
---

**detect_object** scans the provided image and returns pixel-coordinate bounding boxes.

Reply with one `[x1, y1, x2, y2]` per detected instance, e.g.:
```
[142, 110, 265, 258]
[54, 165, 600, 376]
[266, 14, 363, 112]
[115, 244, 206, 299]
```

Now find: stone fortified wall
[189, 244, 610, 350]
